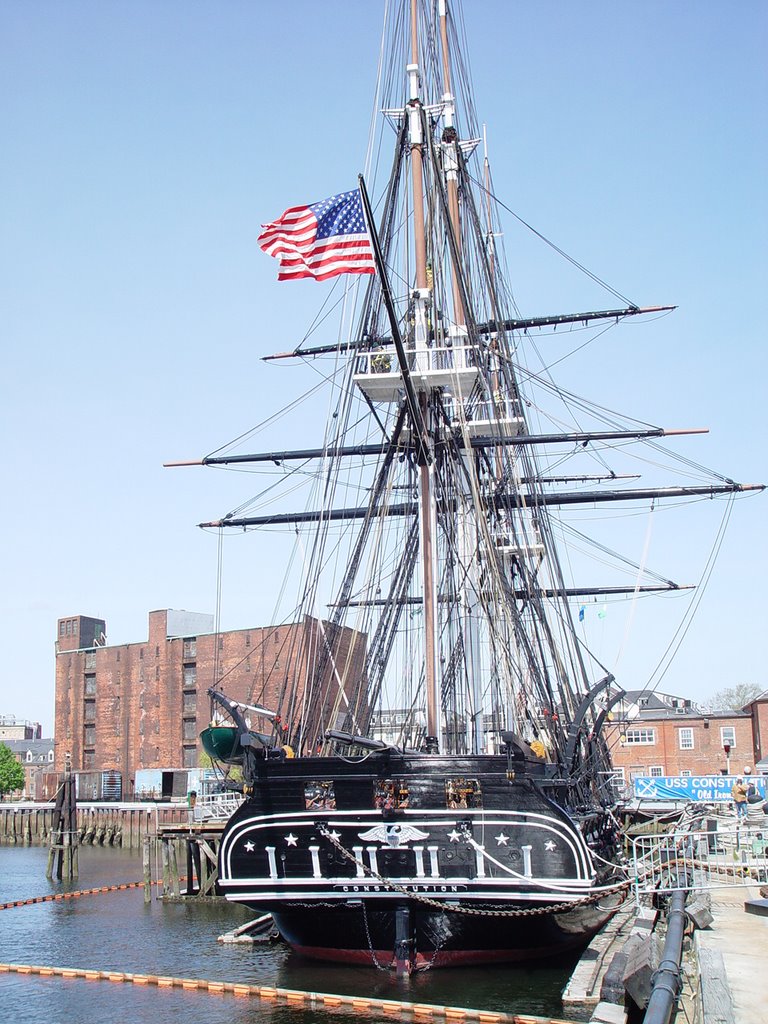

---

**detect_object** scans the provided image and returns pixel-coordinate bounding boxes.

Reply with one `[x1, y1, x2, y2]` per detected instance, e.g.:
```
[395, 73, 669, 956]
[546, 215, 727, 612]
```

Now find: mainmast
[437, 0, 484, 753]
[408, 0, 441, 751]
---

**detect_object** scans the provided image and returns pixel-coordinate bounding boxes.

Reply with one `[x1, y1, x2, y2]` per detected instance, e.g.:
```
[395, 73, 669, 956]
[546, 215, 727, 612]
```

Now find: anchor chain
[317, 824, 630, 918]
[360, 900, 393, 971]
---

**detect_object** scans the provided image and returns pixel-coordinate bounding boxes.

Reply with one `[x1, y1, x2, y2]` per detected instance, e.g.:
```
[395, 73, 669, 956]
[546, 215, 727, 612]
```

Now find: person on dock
[187, 790, 197, 823]
[731, 777, 748, 819]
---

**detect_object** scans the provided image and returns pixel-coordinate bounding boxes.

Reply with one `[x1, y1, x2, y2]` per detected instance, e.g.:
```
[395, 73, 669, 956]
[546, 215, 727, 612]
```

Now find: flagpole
[357, 167, 439, 752]
[356, 175, 430, 465]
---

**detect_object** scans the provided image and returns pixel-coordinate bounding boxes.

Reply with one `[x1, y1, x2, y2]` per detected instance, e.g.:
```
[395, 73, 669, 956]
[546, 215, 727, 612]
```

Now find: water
[0, 845, 579, 1023]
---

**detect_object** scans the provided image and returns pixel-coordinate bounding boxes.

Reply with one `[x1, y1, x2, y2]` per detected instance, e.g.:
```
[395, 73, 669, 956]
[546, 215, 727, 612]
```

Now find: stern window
[373, 779, 410, 810]
[304, 781, 336, 810]
[446, 778, 482, 809]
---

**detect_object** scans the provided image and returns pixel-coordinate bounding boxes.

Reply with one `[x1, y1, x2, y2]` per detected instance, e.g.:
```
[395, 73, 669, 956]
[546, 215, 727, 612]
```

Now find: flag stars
[244, 841, 255, 853]
[495, 833, 510, 846]
[285, 833, 298, 846]
[544, 840, 557, 852]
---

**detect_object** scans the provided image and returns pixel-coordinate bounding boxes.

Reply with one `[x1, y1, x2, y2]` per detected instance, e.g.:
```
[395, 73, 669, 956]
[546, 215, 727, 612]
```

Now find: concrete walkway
[694, 882, 768, 1024]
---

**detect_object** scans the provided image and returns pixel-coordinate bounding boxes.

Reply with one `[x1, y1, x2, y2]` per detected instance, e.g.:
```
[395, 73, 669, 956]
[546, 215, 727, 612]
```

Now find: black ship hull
[273, 899, 611, 968]
[215, 753, 622, 968]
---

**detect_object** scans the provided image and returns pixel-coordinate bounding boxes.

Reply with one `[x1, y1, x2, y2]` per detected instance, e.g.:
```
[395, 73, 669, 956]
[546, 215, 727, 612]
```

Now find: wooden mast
[437, 0, 482, 752]
[438, 0, 465, 325]
[408, 0, 440, 751]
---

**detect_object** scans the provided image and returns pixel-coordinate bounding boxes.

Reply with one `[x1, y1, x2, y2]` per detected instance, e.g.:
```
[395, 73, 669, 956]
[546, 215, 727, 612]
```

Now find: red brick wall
[749, 699, 768, 764]
[604, 713, 757, 778]
[54, 612, 366, 788]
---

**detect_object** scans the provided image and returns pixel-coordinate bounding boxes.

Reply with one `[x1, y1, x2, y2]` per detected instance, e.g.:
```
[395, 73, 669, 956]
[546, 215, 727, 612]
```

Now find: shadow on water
[0, 845, 584, 1024]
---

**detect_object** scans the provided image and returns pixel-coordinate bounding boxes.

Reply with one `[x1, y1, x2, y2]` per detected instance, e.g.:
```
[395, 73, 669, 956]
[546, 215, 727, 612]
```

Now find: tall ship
[175, 0, 763, 970]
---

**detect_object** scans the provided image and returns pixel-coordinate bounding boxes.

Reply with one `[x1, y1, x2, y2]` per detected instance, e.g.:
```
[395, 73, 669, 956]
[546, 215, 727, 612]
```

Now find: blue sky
[1, 1, 766, 735]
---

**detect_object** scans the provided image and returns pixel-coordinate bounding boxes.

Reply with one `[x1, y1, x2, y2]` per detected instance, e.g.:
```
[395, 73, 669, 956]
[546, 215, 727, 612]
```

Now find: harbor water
[0, 845, 580, 1023]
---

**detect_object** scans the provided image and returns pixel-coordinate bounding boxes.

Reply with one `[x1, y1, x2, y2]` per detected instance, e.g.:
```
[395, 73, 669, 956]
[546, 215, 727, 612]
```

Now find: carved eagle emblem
[357, 824, 430, 848]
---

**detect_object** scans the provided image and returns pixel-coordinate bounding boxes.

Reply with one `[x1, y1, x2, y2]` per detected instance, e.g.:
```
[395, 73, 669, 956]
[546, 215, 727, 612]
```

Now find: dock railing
[631, 820, 768, 903]
[193, 791, 243, 823]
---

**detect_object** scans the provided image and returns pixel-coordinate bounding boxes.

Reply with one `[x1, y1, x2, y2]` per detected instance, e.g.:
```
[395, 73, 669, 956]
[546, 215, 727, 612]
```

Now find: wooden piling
[169, 840, 180, 898]
[143, 836, 152, 904]
[160, 838, 170, 898]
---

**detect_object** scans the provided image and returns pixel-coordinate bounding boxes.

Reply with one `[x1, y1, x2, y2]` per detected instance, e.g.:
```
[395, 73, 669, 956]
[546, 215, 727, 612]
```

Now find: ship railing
[454, 394, 525, 438]
[354, 342, 478, 375]
[353, 342, 481, 402]
[630, 820, 768, 904]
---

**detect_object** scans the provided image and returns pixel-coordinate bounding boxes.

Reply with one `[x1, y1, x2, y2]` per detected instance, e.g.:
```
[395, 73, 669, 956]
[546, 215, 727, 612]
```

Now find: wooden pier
[143, 822, 227, 902]
[1, 801, 190, 849]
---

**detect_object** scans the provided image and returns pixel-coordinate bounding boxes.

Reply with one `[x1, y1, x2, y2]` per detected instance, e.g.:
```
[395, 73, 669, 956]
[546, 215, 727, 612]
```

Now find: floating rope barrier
[0, 962, 574, 1023]
[0, 878, 188, 912]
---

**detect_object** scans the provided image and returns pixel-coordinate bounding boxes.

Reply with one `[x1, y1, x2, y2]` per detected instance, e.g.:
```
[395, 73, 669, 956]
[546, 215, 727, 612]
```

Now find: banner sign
[632, 775, 766, 803]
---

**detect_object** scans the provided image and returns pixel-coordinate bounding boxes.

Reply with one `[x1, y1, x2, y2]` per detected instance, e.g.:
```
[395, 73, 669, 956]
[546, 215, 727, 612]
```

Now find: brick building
[0, 716, 42, 741]
[3, 738, 55, 799]
[604, 688, 767, 783]
[55, 610, 366, 794]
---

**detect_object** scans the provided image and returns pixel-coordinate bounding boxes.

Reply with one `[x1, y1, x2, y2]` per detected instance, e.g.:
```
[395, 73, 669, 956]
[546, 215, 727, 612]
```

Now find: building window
[183, 718, 197, 741]
[679, 728, 694, 750]
[155, 666, 160, 680]
[182, 745, 197, 768]
[26, 750, 33, 762]
[183, 665, 197, 688]
[83, 751, 95, 769]
[649, 765, 665, 777]
[83, 700, 96, 724]
[84, 651, 96, 670]
[183, 639, 197, 659]
[59, 621, 66, 637]
[182, 691, 196, 714]
[680, 769, 691, 777]
[245, 633, 251, 647]
[84, 674, 96, 696]
[48, 750, 54, 763]
[624, 728, 656, 745]
[84, 725, 96, 746]
[155, 645, 160, 658]
[720, 726, 736, 749]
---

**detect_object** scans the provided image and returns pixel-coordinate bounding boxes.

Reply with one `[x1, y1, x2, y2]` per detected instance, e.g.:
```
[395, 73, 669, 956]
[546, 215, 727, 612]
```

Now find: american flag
[257, 190, 375, 282]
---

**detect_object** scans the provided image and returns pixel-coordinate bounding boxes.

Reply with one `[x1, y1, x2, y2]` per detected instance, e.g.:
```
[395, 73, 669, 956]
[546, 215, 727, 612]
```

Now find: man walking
[731, 777, 748, 820]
